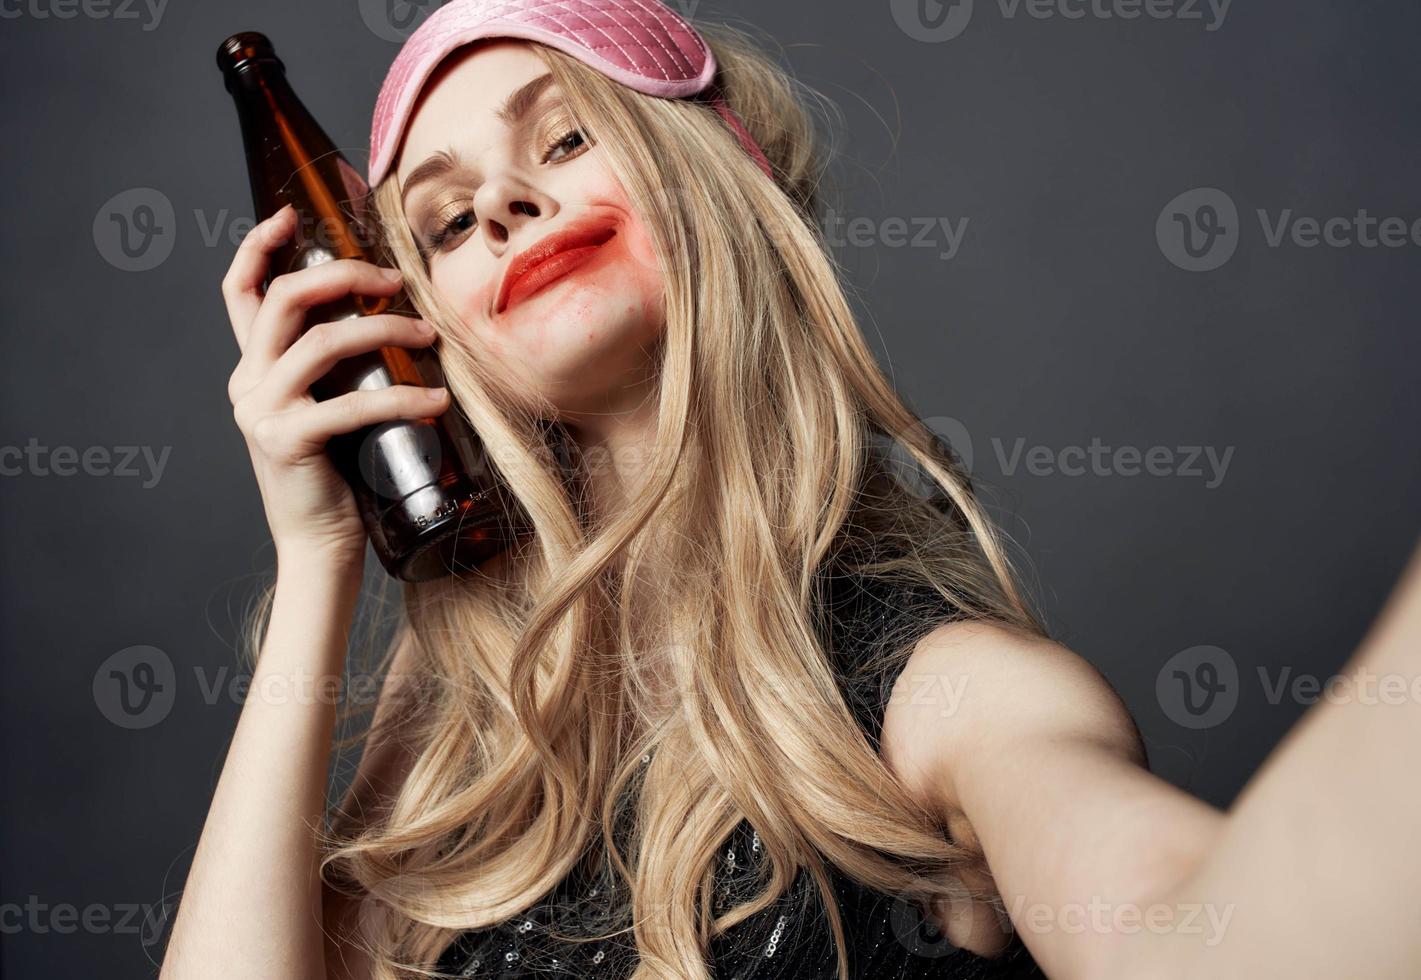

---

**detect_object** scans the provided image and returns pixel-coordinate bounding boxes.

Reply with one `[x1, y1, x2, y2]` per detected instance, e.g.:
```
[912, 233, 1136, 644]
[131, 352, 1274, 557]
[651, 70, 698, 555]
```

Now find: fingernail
[424, 386, 447, 400]
[380, 266, 404, 281]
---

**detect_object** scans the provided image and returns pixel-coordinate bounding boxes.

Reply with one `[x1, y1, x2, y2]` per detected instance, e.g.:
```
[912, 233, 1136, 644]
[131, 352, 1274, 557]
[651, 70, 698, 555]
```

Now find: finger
[221, 204, 298, 353]
[257, 385, 450, 460]
[260, 315, 437, 403]
[245, 259, 406, 369]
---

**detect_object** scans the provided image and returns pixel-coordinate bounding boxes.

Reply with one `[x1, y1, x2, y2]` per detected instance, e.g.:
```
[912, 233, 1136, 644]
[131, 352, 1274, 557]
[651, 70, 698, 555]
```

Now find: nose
[474, 172, 553, 254]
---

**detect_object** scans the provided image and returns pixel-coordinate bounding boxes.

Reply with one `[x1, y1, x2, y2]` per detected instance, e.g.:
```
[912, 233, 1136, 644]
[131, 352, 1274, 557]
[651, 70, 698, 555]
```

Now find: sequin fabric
[433, 561, 1044, 979]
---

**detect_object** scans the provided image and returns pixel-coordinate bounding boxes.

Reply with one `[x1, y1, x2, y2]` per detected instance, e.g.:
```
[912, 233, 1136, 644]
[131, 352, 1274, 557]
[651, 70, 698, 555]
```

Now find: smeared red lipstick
[495, 218, 618, 315]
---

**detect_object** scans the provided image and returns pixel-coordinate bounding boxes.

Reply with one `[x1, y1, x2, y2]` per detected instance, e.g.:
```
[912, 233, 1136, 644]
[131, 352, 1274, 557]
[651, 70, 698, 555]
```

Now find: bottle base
[374, 481, 533, 582]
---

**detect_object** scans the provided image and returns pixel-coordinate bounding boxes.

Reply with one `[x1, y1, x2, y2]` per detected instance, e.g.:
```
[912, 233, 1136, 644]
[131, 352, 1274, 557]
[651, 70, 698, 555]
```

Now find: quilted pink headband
[367, 0, 774, 188]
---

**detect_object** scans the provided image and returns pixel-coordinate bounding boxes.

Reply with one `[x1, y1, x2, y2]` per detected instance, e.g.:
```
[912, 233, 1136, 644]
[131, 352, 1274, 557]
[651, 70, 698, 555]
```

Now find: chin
[498, 247, 664, 377]
[521, 303, 664, 413]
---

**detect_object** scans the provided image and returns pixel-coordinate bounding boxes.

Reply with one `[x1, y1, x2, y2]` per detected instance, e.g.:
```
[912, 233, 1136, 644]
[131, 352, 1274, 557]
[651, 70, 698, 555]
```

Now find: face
[395, 40, 666, 422]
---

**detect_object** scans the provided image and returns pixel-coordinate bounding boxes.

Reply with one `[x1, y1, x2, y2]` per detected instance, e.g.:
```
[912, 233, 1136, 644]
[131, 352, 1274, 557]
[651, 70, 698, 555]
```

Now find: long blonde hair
[248, 17, 1051, 980]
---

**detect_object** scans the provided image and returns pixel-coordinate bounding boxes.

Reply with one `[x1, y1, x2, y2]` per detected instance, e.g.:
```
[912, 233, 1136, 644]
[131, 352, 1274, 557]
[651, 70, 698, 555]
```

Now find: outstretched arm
[880, 535, 1421, 979]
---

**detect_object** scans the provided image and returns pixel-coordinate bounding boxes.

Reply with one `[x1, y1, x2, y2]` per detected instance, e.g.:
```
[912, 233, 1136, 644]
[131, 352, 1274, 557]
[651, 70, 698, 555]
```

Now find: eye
[543, 127, 590, 163]
[421, 203, 476, 257]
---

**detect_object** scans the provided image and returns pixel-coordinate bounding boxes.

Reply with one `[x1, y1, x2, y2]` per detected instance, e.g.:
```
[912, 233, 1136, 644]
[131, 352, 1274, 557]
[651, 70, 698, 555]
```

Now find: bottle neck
[222, 60, 373, 264]
[221, 53, 283, 92]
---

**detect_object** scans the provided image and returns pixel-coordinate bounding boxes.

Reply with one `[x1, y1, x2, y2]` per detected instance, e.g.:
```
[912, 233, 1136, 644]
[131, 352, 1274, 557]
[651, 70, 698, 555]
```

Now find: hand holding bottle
[221, 204, 451, 566]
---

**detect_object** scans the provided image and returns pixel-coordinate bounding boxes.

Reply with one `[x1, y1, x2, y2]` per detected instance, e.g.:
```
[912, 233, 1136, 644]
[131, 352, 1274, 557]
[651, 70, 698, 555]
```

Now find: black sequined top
[434, 552, 1044, 979]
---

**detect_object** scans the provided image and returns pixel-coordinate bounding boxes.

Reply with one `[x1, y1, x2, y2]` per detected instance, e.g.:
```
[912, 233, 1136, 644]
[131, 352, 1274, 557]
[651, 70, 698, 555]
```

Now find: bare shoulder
[878, 618, 1145, 807]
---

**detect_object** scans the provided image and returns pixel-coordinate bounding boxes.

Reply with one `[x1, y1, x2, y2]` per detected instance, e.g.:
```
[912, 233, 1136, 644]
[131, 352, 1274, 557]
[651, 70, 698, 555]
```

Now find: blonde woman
[161, 2, 1421, 978]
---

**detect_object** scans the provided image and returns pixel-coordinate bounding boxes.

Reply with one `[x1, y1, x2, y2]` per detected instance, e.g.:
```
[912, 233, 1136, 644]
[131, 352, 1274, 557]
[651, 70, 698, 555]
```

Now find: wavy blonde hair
[246, 16, 1051, 980]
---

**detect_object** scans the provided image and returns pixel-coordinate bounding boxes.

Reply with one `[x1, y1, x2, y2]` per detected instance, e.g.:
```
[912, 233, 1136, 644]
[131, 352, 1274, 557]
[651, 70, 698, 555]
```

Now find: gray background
[3, 0, 1419, 976]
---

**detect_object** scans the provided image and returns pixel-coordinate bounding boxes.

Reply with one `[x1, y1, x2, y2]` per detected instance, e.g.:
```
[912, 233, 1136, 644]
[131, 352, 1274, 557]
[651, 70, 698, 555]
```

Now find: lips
[495, 218, 618, 315]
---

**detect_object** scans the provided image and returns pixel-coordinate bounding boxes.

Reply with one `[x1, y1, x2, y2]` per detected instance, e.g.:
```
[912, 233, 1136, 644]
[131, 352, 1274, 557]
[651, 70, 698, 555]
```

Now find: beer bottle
[216, 31, 533, 581]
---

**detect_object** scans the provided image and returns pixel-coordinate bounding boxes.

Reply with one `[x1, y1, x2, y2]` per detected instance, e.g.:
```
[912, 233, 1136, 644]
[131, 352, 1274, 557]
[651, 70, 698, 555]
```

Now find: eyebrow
[400, 72, 558, 209]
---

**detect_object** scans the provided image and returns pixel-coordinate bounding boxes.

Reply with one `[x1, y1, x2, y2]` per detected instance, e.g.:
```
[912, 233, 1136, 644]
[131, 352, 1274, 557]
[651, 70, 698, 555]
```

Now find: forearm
[1110, 540, 1421, 978]
[161, 552, 364, 979]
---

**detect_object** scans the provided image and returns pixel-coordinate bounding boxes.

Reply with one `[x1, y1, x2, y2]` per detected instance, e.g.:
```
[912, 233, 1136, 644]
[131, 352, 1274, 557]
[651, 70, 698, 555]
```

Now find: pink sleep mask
[367, 0, 774, 187]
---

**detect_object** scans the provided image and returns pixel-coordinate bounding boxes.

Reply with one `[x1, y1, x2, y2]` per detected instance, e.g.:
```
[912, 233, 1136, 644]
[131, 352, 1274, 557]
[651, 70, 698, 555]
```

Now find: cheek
[619, 205, 662, 278]
[612, 208, 667, 329]
[467, 266, 498, 315]
[431, 259, 505, 351]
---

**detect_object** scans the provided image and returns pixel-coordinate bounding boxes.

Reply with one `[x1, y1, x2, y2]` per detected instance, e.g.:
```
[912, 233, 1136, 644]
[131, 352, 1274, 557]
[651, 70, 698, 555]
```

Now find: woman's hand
[220, 204, 450, 566]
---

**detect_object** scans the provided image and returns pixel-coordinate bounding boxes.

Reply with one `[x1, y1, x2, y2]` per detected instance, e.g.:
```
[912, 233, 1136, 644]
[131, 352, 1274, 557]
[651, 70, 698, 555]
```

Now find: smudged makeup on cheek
[549, 175, 667, 335]
[605, 199, 667, 339]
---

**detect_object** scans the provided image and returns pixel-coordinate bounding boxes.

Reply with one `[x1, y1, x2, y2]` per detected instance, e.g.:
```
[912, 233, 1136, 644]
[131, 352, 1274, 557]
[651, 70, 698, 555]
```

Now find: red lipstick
[495, 217, 618, 315]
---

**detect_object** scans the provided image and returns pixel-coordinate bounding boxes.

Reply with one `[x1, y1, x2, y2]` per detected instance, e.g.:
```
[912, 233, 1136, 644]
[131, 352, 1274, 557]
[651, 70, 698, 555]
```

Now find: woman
[161, 2, 1421, 979]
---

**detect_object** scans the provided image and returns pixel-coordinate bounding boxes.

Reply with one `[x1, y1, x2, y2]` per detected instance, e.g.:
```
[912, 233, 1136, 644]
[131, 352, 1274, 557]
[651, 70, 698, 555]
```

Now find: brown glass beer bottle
[216, 31, 532, 581]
